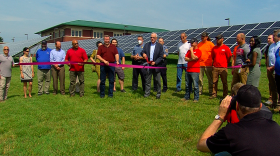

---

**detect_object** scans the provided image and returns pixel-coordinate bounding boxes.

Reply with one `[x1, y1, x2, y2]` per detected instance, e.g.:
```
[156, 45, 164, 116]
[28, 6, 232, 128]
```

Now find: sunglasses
[150, 37, 156, 39]
[74, 43, 79, 45]
[4, 49, 9, 50]
[25, 51, 30, 52]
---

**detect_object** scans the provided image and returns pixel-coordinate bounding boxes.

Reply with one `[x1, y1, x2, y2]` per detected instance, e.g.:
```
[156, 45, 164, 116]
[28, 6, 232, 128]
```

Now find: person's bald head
[180, 33, 187, 43]
[236, 33, 246, 45]
[3, 46, 9, 55]
[72, 40, 79, 49]
[55, 41, 61, 50]
[3, 46, 10, 55]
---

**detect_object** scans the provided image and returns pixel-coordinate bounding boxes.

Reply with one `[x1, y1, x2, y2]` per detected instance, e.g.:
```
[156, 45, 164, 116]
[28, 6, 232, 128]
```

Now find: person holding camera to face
[197, 85, 280, 155]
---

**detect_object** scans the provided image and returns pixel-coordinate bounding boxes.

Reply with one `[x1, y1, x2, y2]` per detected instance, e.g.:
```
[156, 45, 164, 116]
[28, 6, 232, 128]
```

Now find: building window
[93, 31, 103, 38]
[114, 33, 123, 37]
[60, 30, 64, 37]
[72, 29, 82, 37]
[55, 32, 58, 38]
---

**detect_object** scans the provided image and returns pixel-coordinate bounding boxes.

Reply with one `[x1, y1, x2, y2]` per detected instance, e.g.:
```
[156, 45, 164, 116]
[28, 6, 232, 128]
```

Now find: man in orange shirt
[198, 32, 215, 96]
[211, 34, 232, 99]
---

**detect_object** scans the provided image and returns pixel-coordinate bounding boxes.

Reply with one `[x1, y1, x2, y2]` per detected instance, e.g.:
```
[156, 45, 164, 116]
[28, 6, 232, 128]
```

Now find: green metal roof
[35, 20, 168, 34]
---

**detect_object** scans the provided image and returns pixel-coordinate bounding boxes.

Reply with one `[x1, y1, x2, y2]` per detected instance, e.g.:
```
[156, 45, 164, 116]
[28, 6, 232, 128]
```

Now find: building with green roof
[35, 20, 168, 43]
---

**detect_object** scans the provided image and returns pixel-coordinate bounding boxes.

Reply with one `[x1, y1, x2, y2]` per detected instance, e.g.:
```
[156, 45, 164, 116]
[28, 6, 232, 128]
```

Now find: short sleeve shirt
[132, 44, 145, 57]
[212, 44, 232, 68]
[185, 49, 201, 73]
[235, 43, 250, 65]
[198, 41, 215, 66]
[163, 45, 168, 56]
[177, 41, 190, 64]
[274, 47, 280, 75]
[116, 47, 125, 64]
[65, 47, 88, 72]
[97, 44, 118, 63]
[0, 54, 14, 77]
[268, 41, 280, 67]
[36, 48, 52, 69]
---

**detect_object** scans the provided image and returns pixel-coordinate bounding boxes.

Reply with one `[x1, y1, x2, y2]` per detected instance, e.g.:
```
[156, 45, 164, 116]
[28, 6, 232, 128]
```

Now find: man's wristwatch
[215, 115, 224, 122]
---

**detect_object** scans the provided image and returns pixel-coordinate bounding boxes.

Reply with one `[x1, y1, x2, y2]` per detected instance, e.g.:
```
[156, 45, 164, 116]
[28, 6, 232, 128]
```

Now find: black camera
[219, 95, 237, 111]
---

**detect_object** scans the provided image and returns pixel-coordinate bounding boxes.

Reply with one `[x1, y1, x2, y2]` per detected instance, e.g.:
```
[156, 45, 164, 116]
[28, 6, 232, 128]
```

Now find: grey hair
[239, 104, 261, 114]
[151, 32, 157, 37]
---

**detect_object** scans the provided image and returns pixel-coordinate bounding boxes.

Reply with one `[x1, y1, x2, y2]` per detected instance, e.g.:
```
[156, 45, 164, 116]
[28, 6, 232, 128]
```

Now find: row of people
[0, 31, 278, 103]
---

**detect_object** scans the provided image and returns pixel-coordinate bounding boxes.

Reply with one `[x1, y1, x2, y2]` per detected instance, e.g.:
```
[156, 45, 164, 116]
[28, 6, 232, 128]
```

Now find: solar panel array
[29, 21, 280, 55]
[0, 36, 51, 57]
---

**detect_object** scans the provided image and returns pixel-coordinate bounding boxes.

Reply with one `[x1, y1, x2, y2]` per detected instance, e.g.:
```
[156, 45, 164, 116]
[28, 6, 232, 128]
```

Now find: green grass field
[0, 54, 279, 155]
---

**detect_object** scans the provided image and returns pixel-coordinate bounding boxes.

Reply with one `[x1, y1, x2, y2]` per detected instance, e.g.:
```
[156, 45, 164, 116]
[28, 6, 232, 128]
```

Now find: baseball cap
[42, 40, 47, 45]
[201, 32, 209, 37]
[189, 38, 198, 44]
[215, 34, 224, 40]
[235, 85, 261, 108]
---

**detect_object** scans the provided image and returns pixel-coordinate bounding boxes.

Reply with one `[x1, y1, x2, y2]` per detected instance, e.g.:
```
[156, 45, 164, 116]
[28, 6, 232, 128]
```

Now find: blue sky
[0, 0, 279, 43]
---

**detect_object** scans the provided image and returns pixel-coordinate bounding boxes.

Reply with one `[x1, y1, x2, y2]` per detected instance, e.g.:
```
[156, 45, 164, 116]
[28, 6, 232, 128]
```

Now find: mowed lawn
[0, 54, 279, 155]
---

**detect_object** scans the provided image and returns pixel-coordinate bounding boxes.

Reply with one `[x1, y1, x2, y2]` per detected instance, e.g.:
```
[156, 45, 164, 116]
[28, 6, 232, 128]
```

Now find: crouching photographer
[197, 85, 280, 156]
[224, 83, 272, 123]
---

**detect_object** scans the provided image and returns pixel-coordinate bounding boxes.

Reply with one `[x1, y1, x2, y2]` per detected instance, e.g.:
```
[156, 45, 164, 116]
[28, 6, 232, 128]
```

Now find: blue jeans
[100, 65, 115, 97]
[176, 64, 188, 91]
[185, 72, 199, 100]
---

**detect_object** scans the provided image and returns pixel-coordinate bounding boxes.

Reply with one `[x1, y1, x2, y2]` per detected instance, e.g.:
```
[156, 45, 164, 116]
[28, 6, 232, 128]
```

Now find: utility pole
[25, 34, 28, 40]
[225, 18, 230, 26]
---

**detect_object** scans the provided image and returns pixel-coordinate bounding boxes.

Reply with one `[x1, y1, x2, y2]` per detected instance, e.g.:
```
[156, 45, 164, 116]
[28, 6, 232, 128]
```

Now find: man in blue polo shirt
[154, 37, 168, 92]
[131, 35, 147, 91]
[112, 38, 126, 92]
[36, 41, 52, 95]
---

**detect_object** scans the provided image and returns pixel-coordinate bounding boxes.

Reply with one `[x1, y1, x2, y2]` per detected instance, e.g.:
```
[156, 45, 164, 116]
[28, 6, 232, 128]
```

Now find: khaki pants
[231, 67, 248, 94]
[69, 71, 84, 96]
[0, 76, 11, 101]
[37, 69, 51, 94]
[267, 69, 277, 105]
[51, 66, 65, 94]
[212, 67, 228, 98]
[199, 66, 213, 95]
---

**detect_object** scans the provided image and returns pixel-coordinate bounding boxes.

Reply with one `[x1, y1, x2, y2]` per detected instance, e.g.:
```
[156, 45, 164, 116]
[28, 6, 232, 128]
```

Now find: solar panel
[205, 27, 219, 32]
[168, 46, 177, 53]
[246, 29, 266, 37]
[186, 29, 197, 34]
[232, 30, 250, 37]
[270, 21, 280, 28]
[227, 25, 243, 31]
[165, 40, 180, 47]
[224, 37, 237, 45]
[262, 28, 275, 36]
[215, 26, 230, 32]
[1, 36, 51, 57]
[8, 20, 280, 55]
[259, 36, 268, 44]
[165, 35, 180, 41]
[255, 22, 274, 29]
[193, 28, 207, 34]
[209, 32, 221, 38]
[240, 23, 258, 30]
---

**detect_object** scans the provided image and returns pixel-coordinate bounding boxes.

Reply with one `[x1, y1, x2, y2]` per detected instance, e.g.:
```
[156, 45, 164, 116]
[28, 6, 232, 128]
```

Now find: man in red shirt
[65, 40, 88, 97]
[210, 34, 232, 99]
[182, 38, 201, 102]
[97, 35, 119, 98]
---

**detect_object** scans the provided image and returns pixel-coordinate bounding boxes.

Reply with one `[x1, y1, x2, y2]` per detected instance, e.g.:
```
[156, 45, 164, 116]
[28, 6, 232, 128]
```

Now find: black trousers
[132, 61, 147, 91]
[154, 61, 167, 91]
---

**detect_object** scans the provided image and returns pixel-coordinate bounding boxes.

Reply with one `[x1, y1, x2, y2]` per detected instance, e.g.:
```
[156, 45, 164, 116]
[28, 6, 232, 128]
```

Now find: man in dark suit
[142, 33, 164, 99]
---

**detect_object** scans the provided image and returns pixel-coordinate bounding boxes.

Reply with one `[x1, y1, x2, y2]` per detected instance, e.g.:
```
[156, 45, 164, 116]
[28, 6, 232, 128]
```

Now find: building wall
[41, 25, 148, 43]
